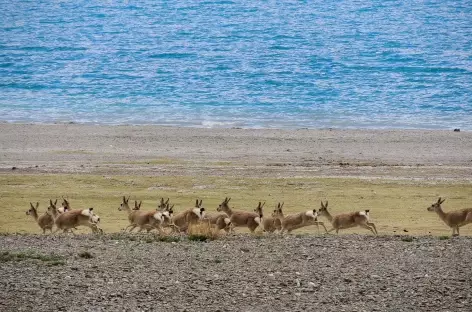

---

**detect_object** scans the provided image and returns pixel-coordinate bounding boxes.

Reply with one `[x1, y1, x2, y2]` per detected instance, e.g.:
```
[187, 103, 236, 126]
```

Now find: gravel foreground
[0, 234, 471, 312]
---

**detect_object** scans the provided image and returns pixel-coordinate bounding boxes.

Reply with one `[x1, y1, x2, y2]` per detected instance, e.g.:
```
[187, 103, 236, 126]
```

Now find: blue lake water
[1, 0, 471, 129]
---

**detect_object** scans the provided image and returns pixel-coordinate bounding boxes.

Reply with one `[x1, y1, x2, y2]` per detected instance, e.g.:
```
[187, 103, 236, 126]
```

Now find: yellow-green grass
[1, 174, 471, 236]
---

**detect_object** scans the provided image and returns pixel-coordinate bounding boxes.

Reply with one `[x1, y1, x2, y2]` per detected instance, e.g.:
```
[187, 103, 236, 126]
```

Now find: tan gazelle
[26, 202, 54, 234]
[216, 198, 263, 233]
[427, 197, 472, 236]
[318, 201, 377, 235]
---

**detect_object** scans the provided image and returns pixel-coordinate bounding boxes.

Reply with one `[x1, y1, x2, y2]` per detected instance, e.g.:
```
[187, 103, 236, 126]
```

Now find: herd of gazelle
[26, 197, 472, 236]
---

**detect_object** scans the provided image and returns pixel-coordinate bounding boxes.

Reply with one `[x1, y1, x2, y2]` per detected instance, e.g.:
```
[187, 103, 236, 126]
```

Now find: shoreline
[1, 123, 471, 180]
[1, 120, 469, 132]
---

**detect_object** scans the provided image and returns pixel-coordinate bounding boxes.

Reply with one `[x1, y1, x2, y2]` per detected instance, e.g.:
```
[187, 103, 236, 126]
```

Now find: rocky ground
[0, 234, 471, 312]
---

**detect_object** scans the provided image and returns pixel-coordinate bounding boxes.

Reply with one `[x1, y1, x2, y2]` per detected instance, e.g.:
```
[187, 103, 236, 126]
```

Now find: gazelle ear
[227, 197, 231, 203]
[36, 202, 39, 209]
[281, 202, 284, 208]
[199, 200, 203, 207]
[439, 198, 446, 204]
[30, 202, 34, 209]
[261, 201, 265, 208]
[54, 199, 58, 205]
[437, 197, 442, 203]
[139, 201, 142, 208]
[166, 198, 170, 204]
[195, 199, 199, 207]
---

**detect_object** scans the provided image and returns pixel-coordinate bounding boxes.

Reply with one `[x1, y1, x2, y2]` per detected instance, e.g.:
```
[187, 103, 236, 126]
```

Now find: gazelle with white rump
[203, 213, 233, 233]
[318, 201, 377, 235]
[427, 197, 472, 236]
[216, 197, 263, 233]
[26, 202, 54, 234]
[61, 198, 103, 233]
[50, 199, 98, 234]
[171, 199, 206, 233]
[277, 206, 326, 234]
[118, 197, 167, 234]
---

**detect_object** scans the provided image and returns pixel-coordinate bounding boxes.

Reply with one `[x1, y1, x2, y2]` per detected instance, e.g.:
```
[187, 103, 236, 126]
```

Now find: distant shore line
[0, 120, 467, 132]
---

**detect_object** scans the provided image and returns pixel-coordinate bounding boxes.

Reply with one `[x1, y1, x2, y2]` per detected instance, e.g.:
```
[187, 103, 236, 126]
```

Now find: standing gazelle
[427, 197, 472, 236]
[26, 202, 54, 234]
[318, 201, 377, 235]
[216, 198, 263, 233]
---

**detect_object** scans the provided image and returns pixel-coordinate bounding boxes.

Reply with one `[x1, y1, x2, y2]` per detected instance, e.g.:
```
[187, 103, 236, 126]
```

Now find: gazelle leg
[327, 227, 336, 233]
[367, 222, 378, 235]
[316, 221, 328, 234]
[456, 227, 460, 236]
[360, 224, 376, 235]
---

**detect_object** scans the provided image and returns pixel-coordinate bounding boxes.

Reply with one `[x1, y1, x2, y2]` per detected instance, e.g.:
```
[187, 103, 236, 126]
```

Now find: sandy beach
[1, 123, 471, 180]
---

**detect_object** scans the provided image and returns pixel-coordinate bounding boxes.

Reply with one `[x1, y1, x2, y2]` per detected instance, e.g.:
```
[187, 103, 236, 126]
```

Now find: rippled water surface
[1, 0, 471, 129]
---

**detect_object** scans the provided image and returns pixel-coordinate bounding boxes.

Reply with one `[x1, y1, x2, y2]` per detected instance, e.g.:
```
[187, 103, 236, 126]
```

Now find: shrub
[78, 251, 94, 259]
[187, 222, 219, 241]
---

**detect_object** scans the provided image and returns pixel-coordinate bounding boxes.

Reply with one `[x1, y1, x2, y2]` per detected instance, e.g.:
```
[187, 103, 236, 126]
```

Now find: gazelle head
[217, 197, 231, 212]
[47, 199, 58, 216]
[157, 198, 170, 211]
[162, 204, 175, 222]
[192, 199, 205, 219]
[118, 196, 131, 211]
[254, 201, 265, 218]
[427, 197, 446, 212]
[61, 197, 70, 210]
[272, 202, 284, 218]
[26, 202, 39, 217]
[318, 201, 329, 217]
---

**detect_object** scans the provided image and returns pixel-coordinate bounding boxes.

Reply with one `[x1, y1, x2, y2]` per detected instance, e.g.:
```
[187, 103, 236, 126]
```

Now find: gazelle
[318, 201, 377, 235]
[277, 207, 325, 234]
[262, 202, 284, 233]
[26, 202, 54, 234]
[216, 198, 263, 233]
[203, 213, 233, 233]
[60, 198, 102, 233]
[427, 197, 472, 236]
[118, 197, 166, 234]
[171, 199, 206, 233]
[52, 206, 97, 234]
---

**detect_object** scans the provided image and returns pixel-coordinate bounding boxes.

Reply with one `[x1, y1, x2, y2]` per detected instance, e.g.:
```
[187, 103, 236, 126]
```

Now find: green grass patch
[0, 250, 65, 265]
